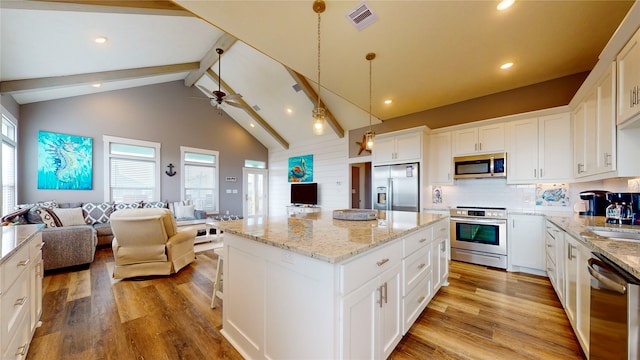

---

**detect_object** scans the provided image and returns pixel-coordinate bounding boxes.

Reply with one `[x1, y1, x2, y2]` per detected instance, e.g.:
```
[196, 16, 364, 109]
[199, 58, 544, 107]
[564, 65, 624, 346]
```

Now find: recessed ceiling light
[286, 107, 293, 114]
[500, 62, 514, 70]
[384, 99, 392, 105]
[497, 0, 515, 11]
[95, 36, 108, 44]
[92, 83, 102, 88]
[250, 123, 255, 128]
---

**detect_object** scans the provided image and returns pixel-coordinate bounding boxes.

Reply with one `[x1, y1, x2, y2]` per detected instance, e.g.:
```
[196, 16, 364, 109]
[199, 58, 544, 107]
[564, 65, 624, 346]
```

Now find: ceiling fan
[197, 48, 243, 109]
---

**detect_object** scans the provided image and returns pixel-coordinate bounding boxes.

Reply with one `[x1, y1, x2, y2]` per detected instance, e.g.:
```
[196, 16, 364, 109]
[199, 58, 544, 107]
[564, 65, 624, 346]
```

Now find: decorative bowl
[332, 209, 377, 221]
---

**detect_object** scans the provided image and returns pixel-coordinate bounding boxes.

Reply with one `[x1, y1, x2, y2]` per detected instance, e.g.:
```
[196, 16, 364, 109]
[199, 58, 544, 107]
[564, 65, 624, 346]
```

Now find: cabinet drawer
[341, 240, 403, 295]
[28, 234, 43, 261]
[1, 244, 30, 293]
[2, 308, 30, 360]
[403, 272, 432, 334]
[433, 221, 448, 240]
[403, 227, 432, 257]
[403, 246, 430, 296]
[1, 269, 30, 355]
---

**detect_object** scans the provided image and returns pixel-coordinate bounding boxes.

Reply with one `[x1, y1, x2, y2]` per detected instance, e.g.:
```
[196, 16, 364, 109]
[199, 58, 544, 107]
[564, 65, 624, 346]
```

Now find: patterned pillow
[20, 200, 59, 224]
[143, 201, 167, 209]
[113, 201, 143, 211]
[82, 202, 113, 224]
[35, 207, 61, 227]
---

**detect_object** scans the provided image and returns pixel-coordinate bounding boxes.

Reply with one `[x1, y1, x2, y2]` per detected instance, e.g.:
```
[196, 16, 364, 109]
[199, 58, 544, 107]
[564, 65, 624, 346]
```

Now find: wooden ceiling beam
[184, 33, 237, 87]
[1, 0, 192, 16]
[0, 62, 199, 93]
[206, 69, 289, 150]
[285, 67, 344, 139]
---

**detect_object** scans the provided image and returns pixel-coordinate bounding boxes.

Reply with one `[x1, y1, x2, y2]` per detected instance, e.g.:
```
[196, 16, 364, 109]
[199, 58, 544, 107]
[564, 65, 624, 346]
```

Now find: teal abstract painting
[38, 131, 93, 190]
[288, 154, 313, 182]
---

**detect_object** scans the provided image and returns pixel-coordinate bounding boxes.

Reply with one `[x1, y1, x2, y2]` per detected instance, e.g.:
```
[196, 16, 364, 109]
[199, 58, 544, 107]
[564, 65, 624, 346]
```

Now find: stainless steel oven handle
[450, 217, 507, 225]
[587, 258, 626, 294]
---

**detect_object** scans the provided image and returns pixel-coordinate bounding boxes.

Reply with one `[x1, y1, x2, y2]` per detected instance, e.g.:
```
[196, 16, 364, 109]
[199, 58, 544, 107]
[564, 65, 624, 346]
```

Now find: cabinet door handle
[475, 143, 478, 151]
[419, 238, 427, 243]
[534, 169, 537, 177]
[479, 142, 482, 151]
[568, 244, 576, 260]
[604, 152, 612, 166]
[540, 168, 543, 178]
[14, 296, 27, 306]
[383, 282, 388, 304]
[417, 295, 426, 303]
[418, 263, 426, 269]
[378, 285, 384, 308]
[441, 242, 446, 251]
[17, 259, 30, 267]
[376, 258, 389, 267]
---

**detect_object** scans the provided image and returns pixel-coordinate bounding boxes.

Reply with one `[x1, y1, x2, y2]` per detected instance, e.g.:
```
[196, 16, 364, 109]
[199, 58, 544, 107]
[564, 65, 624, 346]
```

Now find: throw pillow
[144, 201, 167, 209]
[35, 207, 61, 227]
[175, 205, 195, 220]
[21, 200, 59, 224]
[82, 202, 114, 224]
[114, 201, 143, 211]
[52, 207, 86, 226]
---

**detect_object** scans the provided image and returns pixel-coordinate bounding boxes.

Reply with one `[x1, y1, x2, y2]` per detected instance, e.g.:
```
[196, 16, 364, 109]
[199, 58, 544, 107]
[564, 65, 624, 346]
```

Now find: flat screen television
[290, 183, 318, 205]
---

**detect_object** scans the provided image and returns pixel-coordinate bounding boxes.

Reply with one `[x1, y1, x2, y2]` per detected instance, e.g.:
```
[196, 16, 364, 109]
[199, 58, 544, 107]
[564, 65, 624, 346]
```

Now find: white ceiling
[1, 0, 636, 150]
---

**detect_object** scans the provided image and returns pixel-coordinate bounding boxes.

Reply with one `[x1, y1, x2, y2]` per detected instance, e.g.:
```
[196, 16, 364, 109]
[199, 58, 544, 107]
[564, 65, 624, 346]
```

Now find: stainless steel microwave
[453, 152, 507, 179]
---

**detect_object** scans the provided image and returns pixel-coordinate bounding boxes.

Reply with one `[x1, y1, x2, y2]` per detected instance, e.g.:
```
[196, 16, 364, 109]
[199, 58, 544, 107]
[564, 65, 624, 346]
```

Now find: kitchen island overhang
[213, 210, 449, 359]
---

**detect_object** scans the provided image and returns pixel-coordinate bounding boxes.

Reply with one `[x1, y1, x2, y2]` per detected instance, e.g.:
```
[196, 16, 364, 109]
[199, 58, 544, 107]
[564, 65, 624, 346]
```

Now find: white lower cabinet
[544, 220, 590, 358]
[508, 214, 545, 274]
[564, 234, 590, 357]
[432, 220, 450, 291]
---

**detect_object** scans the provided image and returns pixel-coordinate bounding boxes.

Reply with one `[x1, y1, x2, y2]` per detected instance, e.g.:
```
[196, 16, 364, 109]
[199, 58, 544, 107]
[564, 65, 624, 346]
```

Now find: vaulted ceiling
[1, 0, 636, 149]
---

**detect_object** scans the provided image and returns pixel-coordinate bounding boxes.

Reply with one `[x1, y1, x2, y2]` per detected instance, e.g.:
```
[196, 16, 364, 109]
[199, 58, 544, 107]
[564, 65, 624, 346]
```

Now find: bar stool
[211, 247, 224, 308]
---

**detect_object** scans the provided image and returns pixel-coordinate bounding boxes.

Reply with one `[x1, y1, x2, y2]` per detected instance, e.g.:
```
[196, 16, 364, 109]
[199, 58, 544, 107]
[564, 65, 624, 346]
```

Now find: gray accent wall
[17, 80, 267, 216]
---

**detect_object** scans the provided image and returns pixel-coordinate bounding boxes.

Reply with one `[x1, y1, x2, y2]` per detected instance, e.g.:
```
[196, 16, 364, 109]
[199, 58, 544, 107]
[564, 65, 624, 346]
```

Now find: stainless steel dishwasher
[588, 252, 639, 359]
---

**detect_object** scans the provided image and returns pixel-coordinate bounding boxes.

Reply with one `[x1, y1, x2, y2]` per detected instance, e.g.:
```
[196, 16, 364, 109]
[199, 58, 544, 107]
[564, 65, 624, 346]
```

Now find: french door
[243, 168, 268, 218]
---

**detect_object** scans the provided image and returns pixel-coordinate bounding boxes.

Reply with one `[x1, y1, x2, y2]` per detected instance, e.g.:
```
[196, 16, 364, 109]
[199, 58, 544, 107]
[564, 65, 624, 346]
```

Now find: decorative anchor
[165, 163, 176, 177]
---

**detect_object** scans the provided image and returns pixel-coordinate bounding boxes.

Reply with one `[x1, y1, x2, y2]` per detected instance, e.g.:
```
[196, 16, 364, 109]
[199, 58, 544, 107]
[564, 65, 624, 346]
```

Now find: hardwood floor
[27, 248, 585, 360]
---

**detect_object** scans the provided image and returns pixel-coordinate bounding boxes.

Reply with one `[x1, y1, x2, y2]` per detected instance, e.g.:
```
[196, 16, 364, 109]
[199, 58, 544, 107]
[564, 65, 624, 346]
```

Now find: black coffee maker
[578, 190, 610, 216]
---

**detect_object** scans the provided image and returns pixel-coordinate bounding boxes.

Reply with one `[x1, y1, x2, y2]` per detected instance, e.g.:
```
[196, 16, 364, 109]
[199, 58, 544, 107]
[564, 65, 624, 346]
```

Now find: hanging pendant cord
[369, 55, 372, 129]
[317, 11, 321, 109]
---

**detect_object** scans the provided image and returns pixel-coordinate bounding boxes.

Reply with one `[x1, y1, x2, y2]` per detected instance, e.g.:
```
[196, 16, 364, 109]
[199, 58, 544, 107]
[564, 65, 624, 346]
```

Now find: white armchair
[110, 208, 196, 279]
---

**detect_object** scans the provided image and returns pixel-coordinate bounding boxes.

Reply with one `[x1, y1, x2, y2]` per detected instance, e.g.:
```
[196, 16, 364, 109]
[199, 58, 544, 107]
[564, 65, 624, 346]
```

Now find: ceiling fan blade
[224, 101, 244, 109]
[196, 84, 214, 95]
[224, 93, 242, 101]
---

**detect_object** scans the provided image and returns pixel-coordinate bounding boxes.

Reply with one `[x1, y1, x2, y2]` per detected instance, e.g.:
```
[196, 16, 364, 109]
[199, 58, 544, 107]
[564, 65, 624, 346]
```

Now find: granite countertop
[1, 224, 44, 264]
[213, 210, 447, 264]
[544, 214, 640, 280]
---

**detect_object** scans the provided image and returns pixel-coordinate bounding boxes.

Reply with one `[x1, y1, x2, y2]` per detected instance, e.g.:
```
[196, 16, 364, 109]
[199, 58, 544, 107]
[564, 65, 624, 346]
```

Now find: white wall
[269, 136, 349, 216]
[425, 177, 640, 212]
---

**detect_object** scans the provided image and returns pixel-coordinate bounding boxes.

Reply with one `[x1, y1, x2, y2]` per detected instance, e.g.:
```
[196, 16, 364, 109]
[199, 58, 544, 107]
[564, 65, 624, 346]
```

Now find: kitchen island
[213, 210, 449, 360]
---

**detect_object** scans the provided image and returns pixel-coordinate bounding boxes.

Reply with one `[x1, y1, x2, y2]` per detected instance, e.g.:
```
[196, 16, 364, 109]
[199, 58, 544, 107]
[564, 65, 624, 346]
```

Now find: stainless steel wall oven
[450, 207, 507, 269]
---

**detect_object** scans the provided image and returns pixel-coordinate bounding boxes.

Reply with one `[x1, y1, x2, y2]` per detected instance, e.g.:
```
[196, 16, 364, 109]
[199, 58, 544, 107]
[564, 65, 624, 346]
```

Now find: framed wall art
[288, 154, 313, 182]
[38, 131, 93, 190]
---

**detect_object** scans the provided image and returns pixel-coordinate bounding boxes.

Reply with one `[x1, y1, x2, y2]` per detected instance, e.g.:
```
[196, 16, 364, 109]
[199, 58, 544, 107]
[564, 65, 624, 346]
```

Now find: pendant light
[312, 0, 326, 135]
[364, 52, 376, 150]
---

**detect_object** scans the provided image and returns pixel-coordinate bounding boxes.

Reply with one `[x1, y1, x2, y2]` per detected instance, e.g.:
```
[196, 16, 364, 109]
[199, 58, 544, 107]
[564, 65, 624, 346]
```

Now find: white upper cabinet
[617, 26, 640, 126]
[507, 113, 572, 184]
[574, 63, 617, 179]
[373, 129, 423, 165]
[453, 123, 505, 155]
[428, 132, 453, 185]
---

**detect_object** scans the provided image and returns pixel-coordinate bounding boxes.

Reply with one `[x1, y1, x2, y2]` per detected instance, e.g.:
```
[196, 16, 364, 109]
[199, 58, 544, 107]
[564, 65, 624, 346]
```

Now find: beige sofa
[110, 208, 196, 279]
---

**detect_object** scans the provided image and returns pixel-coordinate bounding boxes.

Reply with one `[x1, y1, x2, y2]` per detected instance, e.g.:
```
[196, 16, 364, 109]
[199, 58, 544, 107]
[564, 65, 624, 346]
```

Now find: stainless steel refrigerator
[373, 163, 419, 212]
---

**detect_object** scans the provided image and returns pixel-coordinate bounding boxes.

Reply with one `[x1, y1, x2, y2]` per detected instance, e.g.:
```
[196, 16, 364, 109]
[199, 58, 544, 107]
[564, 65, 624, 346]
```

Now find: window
[181, 146, 218, 214]
[104, 136, 160, 203]
[1, 112, 17, 216]
[244, 159, 266, 169]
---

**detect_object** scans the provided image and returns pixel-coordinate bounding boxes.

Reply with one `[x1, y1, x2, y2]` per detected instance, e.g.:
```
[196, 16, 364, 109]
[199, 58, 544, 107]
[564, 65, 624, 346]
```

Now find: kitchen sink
[589, 229, 640, 242]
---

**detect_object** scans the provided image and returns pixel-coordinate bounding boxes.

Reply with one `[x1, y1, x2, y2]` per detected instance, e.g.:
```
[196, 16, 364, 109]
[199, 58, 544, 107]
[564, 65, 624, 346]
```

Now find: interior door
[351, 166, 360, 209]
[243, 168, 268, 218]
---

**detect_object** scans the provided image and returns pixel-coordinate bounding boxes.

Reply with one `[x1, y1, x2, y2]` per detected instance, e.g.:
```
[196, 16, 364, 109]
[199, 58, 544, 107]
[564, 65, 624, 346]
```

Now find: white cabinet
[373, 128, 424, 165]
[507, 113, 572, 183]
[574, 63, 617, 179]
[286, 205, 321, 215]
[428, 132, 453, 185]
[508, 214, 545, 274]
[431, 219, 449, 291]
[544, 221, 565, 303]
[617, 26, 640, 126]
[453, 123, 504, 155]
[342, 240, 403, 360]
[0, 229, 43, 360]
[564, 234, 591, 357]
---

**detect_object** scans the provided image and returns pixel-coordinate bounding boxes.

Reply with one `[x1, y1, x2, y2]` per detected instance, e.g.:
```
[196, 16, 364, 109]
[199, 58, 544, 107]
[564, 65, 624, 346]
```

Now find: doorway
[243, 168, 268, 218]
[350, 162, 371, 209]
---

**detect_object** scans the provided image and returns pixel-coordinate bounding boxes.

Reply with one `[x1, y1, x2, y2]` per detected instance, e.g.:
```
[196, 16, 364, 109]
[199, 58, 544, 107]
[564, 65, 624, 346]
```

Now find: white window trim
[1, 106, 18, 216]
[103, 135, 161, 202]
[180, 146, 219, 214]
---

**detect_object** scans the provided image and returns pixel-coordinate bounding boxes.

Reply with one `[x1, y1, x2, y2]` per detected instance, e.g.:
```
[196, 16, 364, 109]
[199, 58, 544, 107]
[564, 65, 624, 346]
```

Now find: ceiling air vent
[252, 104, 261, 112]
[346, 2, 378, 31]
[292, 83, 302, 92]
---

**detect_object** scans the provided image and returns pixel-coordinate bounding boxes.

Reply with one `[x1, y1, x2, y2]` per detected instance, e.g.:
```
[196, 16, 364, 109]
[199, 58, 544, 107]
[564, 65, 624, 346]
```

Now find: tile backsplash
[427, 177, 639, 212]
